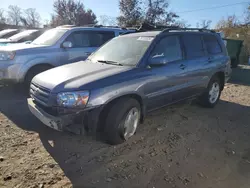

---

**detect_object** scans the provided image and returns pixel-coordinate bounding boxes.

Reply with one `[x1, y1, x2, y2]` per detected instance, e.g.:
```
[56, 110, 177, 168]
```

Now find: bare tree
[22, 8, 41, 28]
[117, 0, 143, 27]
[7, 5, 22, 26]
[0, 9, 6, 24]
[243, 4, 250, 26]
[117, 0, 179, 27]
[145, 0, 179, 25]
[51, 0, 97, 26]
[99, 15, 117, 26]
[196, 20, 212, 29]
[174, 19, 191, 28]
[215, 15, 238, 29]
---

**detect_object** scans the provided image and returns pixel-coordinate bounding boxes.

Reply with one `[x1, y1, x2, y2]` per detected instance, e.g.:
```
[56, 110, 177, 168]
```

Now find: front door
[63, 31, 95, 64]
[145, 35, 190, 111]
[60, 30, 115, 65]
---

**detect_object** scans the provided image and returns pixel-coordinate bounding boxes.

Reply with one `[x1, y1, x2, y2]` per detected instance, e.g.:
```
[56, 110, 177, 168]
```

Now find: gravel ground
[1, 66, 250, 188]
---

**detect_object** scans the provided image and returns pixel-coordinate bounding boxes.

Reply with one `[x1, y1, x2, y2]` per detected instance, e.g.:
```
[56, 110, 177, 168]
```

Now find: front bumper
[27, 98, 103, 134]
[0, 62, 22, 84]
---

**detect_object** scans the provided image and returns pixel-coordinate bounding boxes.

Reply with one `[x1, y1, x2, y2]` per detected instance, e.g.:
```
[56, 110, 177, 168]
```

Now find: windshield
[9, 30, 37, 41]
[89, 36, 153, 66]
[0, 29, 17, 38]
[32, 29, 67, 46]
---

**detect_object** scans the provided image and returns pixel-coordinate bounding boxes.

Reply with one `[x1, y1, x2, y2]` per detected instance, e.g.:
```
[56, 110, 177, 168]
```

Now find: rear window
[203, 35, 222, 54]
[182, 35, 205, 59]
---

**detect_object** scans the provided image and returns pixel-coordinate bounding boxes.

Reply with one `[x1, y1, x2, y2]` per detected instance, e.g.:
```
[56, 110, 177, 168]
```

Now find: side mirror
[149, 56, 168, 67]
[24, 41, 32, 44]
[62, 41, 73, 48]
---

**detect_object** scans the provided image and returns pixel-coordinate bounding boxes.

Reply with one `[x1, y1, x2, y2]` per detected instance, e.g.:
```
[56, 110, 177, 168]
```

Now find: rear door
[203, 34, 225, 66]
[181, 33, 211, 96]
[62, 30, 115, 64]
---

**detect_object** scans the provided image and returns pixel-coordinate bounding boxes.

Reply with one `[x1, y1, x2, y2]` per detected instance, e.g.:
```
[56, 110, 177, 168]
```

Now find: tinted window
[89, 31, 115, 47]
[203, 35, 222, 54]
[66, 31, 115, 48]
[150, 35, 182, 62]
[183, 35, 205, 59]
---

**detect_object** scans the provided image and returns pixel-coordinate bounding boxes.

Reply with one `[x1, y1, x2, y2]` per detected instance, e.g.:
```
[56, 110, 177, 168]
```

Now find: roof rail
[161, 27, 216, 33]
[120, 23, 183, 36]
[56, 25, 76, 28]
[81, 24, 128, 30]
[120, 22, 216, 36]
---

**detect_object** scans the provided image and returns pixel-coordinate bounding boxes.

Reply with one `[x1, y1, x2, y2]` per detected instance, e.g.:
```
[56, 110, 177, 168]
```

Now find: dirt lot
[1, 66, 250, 188]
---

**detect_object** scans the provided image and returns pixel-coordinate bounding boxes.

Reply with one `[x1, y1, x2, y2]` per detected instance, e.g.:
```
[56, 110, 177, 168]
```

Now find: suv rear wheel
[199, 76, 222, 108]
[104, 98, 141, 145]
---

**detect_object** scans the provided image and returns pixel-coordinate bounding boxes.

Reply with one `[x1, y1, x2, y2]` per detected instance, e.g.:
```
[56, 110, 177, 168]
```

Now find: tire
[199, 76, 222, 108]
[24, 65, 52, 88]
[104, 98, 141, 145]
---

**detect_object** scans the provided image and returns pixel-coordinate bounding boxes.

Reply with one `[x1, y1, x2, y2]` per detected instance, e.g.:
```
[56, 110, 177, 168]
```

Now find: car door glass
[150, 35, 182, 62]
[183, 34, 205, 59]
[18, 36, 31, 43]
[66, 32, 90, 48]
[89, 31, 115, 47]
[203, 35, 222, 55]
[66, 31, 115, 48]
[81, 33, 90, 47]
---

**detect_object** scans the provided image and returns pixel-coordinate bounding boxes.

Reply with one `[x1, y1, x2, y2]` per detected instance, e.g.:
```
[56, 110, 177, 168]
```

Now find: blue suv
[28, 27, 232, 145]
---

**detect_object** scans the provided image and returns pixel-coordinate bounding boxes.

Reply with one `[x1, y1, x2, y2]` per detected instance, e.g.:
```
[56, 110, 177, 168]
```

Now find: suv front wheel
[104, 98, 141, 145]
[199, 76, 222, 108]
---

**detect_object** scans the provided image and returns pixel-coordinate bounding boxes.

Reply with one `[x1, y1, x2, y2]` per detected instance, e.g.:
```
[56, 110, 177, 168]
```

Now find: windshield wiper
[97, 60, 123, 66]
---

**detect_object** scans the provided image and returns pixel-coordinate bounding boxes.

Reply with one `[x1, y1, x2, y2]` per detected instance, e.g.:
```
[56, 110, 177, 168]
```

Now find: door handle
[179, 64, 186, 70]
[85, 52, 92, 56]
[208, 57, 214, 63]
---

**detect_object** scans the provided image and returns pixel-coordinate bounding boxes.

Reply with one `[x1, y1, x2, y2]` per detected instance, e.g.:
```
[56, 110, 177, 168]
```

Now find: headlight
[0, 51, 15, 61]
[57, 91, 89, 108]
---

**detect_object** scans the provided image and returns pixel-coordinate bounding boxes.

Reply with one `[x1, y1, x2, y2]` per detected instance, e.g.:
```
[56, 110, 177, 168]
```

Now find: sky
[1, 0, 248, 28]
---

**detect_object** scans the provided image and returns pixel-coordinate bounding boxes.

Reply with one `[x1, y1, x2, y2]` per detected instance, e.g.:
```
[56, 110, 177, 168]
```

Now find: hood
[0, 43, 46, 51]
[32, 61, 132, 93]
[0, 39, 12, 46]
[0, 38, 11, 43]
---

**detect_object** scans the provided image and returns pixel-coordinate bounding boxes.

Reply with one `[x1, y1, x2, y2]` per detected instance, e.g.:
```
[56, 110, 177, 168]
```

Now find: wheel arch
[97, 93, 146, 132]
[23, 63, 54, 82]
[214, 71, 225, 90]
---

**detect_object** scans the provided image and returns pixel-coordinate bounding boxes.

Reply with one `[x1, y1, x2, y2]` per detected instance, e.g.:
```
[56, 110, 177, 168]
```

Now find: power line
[176, 1, 249, 14]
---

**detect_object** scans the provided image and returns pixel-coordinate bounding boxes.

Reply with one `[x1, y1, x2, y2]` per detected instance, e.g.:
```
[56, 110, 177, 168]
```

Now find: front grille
[34, 101, 59, 116]
[30, 83, 51, 106]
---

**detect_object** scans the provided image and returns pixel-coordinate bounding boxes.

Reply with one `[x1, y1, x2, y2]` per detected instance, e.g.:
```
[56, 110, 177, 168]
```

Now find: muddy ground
[1, 66, 250, 188]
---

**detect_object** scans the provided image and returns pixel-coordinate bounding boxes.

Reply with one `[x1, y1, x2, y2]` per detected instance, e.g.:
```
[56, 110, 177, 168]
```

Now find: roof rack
[56, 24, 128, 30]
[161, 27, 216, 33]
[120, 22, 216, 35]
[56, 25, 76, 28]
[90, 25, 128, 30]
